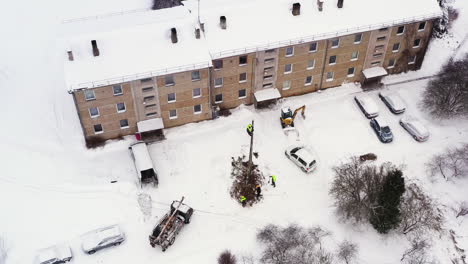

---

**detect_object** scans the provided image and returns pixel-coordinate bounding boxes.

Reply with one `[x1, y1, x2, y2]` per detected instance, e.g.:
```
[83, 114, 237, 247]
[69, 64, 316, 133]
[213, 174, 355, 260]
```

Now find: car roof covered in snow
[374, 116, 389, 127]
[402, 117, 429, 136]
[36, 244, 71, 263]
[356, 95, 379, 114]
[380, 91, 405, 110]
[172, 200, 192, 214]
[295, 148, 316, 164]
[130, 142, 154, 172]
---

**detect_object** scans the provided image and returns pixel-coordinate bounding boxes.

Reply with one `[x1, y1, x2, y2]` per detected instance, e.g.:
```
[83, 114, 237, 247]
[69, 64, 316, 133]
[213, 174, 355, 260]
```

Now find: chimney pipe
[195, 28, 201, 39]
[91, 40, 99, 57]
[67, 51, 74, 61]
[171, 28, 178, 43]
[292, 3, 301, 16]
[200, 23, 205, 32]
[220, 16, 227, 30]
[337, 0, 343, 8]
[317, 0, 324, 11]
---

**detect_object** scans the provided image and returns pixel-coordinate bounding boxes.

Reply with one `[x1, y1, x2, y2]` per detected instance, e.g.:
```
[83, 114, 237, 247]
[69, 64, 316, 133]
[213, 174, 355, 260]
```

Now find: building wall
[156, 69, 211, 128]
[74, 83, 138, 140]
[211, 53, 255, 109]
[130, 77, 161, 121]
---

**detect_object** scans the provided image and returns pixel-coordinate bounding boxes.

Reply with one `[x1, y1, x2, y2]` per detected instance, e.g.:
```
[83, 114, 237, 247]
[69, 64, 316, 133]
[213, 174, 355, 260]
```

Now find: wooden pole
[247, 120, 254, 183]
[155, 196, 185, 243]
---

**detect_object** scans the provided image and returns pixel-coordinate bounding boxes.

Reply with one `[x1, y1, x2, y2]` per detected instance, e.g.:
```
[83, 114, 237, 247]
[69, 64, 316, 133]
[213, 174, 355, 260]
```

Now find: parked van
[129, 141, 158, 187]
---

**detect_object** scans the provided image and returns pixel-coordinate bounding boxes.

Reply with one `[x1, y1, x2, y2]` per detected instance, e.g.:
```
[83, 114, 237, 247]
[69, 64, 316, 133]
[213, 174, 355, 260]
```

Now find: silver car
[81, 224, 125, 254]
[36, 244, 72, 264]
[379, 91, 406, 114]
[354, 95, 379, 118]
[285, 146, 317, 173]
[399, 117, 429, 142]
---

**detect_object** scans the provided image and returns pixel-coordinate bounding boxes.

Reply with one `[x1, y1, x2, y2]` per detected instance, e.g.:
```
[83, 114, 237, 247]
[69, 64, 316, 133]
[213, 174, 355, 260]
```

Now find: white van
[129, 142, 158, 187]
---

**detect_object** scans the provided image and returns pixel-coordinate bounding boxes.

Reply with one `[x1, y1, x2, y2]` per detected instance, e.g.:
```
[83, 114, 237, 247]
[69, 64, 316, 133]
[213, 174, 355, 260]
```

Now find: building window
[408, 55, 416, 64]
[373, 53, 383, 58]
[145, 104, 156, 109]
[397, 26, 405, 35]
[140, 78, 152, 83]
[142, 87, 153, 92]
[89, 107, 99, 118]
[418, 22, 426, 31]
[238, 89, 246, 98]
[144, 96, 155, 102]
[309, 42, 317, 52]
[263, 83, 273, 88]
[215, 94, 223, 103]
[379, 27, 388, 32]
[239, 56, 247, 65]
[194, 104, 202, 114]
[377, 36, 386, 41]
[167, 93, 176, 103]
[388, 59, 395, 68]
[305, 76, 313, 86]
[265, 49, 276, 53]
[193, 88, 201, 98]
[331, 38, 340, 48]
[329, 55, 337, 65]
[392, 43, 400, 52]
[354, 33, 362, 44]
[283, 80, 291, 90]
[165, 75, 175, 86]
[371, 61, 381, 66]
[116, 102, 126, 113]
[347, 67, 355, 77]
[214, 60, 223, 70]
[84, 90, 95, 101]
[146, 112, 157, 117]
[284, 64, 292, 74]
[351, 51, 359, 61]
[265, 58, 275, 64]
[214, 77, 223, 87]
[375, 45, 384, 51]
[264, 75, 273, 81]
[307, 59, 315, 69]
[239, 73, 247, 83]
[169, 109, 177, 119]
[285, 47, 294, 57]
[413, 39, 421, 48]
[326, 72, 334, 81]
[191, 71, 200, 81]
[113, 85, 123, 95]
[93, 124, 103, 134]
[120, 119, 129, 129]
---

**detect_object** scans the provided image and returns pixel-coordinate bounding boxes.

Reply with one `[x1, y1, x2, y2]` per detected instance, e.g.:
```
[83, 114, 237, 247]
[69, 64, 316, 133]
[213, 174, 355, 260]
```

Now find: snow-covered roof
[130, 142, 154, 172]
[62, 7, 212, 90]
[363, 67, 388, 79]
[137, 118, 164, 133]
[254, 88, 282, 102]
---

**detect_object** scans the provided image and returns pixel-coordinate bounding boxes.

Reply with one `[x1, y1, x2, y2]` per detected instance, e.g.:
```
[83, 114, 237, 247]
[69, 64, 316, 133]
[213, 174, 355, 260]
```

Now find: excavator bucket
[283, 126, 300, 141]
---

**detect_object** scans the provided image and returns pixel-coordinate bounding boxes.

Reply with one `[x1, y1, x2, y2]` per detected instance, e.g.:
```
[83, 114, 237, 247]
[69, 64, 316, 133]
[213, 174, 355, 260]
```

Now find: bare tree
[401, 238, 430, 263]
[256, 224, 333, 264]
[455, 202, 468, 218]
[337, 240, 358, 264]
[426, 144, 468, 180]
[422, 55, 468, 118]
[218, 250, 237, 264]
[399, 183, 442, 235]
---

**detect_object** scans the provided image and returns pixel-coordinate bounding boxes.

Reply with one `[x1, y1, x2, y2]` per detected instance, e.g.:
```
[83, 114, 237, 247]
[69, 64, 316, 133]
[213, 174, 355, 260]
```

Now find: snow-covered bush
[230, 155, 264, 206]
[218, 250, 237, 264]
[256, 224, 333, 264]
[422, 56, 468, 119]
[400, 238, 433, 264]
[336, 240, 358, 264]
[426, 144, 468, 180]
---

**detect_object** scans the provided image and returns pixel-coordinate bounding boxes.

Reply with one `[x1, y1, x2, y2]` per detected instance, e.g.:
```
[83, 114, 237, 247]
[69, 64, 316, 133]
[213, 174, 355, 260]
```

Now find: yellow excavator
[280, 105, 306, 129]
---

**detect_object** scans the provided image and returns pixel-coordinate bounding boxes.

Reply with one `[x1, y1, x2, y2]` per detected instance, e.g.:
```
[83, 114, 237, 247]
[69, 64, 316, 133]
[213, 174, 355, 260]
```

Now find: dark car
[370, 117, 393, 143]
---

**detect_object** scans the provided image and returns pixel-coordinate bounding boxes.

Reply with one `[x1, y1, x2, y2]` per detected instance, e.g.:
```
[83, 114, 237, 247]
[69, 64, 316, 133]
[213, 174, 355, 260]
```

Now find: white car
[81, 224, 125, 254]
[36, 244, 72, 264]
[379, 91, 406, 114]
[399, 117, 430, 142]
[354, 95, 379, 118]
[285, 146, 317, 173]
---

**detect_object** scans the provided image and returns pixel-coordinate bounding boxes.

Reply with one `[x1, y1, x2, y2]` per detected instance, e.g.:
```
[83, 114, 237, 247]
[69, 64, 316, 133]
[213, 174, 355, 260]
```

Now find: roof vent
[292, 3, 301, 16]
[91, 40, 99, 57]
[317, 0, 324, 11]
[67, 51, 74, 61]
[171, 28, 178, 43]
[220, 16, 227, 30]
[337, 0, 343, 8]
[195, 28, 201, 39]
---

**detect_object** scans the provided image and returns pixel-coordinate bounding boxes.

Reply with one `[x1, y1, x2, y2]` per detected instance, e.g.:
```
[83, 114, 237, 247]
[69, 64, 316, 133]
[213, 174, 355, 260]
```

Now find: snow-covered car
[36, 244, 72, 264]
[354, 95, 379, 118]
[370, 117, 393, 143]
[81, 224, 125, 254]
[378, 91, 406, 114]
[399, 117, 429, 142]
[284, 146, 317, 173]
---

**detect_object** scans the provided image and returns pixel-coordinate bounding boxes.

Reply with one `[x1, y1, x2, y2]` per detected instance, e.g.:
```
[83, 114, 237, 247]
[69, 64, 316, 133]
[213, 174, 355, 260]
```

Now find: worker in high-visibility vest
[256, 184, 262, 198]
[240, 195, 247, 207]
[270, 175, 277, 188]
[246, 123, 253, 136]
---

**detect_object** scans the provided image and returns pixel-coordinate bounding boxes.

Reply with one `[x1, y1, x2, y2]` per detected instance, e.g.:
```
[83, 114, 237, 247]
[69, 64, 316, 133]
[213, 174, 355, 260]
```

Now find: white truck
[129, 141, 159, 187]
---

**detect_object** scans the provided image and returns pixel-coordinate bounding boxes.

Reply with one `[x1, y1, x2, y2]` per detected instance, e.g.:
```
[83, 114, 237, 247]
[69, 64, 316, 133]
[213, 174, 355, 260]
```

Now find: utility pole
[247, 120, 254, 183]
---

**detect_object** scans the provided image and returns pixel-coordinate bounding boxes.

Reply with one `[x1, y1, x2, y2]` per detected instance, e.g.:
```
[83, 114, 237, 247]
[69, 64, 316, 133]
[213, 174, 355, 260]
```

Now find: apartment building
[63, 0, 441, 143]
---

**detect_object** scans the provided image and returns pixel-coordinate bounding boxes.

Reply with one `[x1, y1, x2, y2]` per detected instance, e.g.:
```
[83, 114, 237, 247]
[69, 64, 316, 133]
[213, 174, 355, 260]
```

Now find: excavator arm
[292, 105, 306, 119]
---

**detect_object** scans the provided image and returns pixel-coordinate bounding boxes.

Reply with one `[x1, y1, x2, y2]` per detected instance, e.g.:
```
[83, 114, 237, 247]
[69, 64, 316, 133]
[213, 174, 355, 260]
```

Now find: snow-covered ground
[1, 0, 468, 263]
